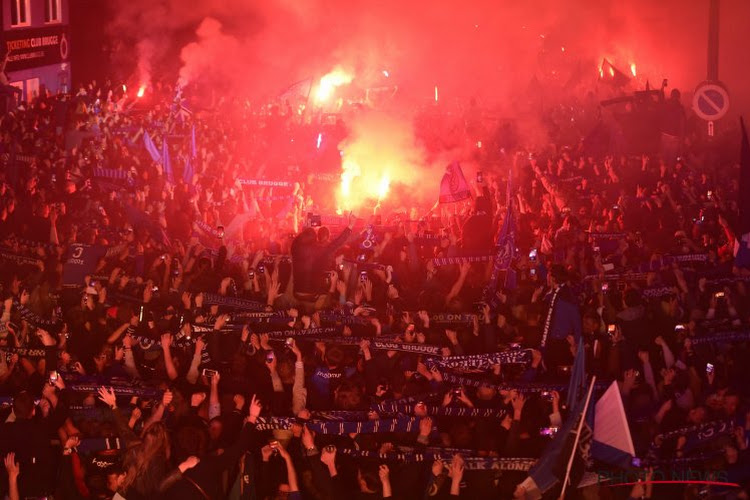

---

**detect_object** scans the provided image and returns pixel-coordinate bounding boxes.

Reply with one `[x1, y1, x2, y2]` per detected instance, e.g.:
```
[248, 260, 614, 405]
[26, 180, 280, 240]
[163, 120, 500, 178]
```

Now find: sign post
[692, 0, 728, 136]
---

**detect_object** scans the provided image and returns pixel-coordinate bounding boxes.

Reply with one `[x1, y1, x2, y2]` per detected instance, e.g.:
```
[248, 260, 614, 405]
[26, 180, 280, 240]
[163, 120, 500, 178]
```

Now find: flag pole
[558, 375, 597, 500]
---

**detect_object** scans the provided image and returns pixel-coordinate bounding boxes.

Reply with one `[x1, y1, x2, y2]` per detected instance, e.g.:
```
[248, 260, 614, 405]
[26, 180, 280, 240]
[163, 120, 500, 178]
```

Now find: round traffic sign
[692, 82, 730, 121]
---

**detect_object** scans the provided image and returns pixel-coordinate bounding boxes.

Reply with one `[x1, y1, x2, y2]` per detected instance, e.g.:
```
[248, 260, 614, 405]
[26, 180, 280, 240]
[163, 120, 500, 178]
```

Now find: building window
[10, 0, 31, 27]
[44, 0, 62, 23]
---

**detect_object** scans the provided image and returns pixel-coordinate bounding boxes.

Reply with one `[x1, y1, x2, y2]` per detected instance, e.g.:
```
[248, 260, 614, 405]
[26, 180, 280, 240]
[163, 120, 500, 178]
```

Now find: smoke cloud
[108, 0, 750, 206]
[109, 0, 750, 109]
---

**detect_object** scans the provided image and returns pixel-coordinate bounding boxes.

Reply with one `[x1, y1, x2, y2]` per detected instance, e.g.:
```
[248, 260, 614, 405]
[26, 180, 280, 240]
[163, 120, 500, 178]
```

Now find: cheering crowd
[0, 78, 748, 500]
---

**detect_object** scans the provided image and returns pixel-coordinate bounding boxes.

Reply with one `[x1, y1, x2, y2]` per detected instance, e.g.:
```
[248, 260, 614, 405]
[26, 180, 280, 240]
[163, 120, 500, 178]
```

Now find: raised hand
[248, 394, 262, 423]
[97, 387, 117, 409]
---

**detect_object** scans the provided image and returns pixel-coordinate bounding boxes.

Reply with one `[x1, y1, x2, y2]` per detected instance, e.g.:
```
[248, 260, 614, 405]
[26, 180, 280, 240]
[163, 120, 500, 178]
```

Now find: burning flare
[137, 85, 146, 98]
[630, 63, 637, 77]
[315, 68, 353, 103]
[377, 175, 390, 200]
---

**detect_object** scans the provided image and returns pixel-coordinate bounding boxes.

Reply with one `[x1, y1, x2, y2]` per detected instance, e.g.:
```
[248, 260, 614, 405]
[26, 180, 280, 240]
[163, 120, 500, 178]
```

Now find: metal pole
[558, 375, 597, 500]
[707, 0, 720, 80]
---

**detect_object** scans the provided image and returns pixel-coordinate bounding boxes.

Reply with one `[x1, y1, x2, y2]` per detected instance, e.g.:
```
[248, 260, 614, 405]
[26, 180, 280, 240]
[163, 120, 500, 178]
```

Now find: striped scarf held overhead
[238, 178, 293, 188]
[201, 293, 268, 311]
[253, 416, 426, 434]
[270, 335, 443, 355]
[432, 255, 495, 267]
[0, 250, 41, 266]
[93, 168, 134, 186]
[264, 327, 342, 339]
[689, 330, 750, 345]
[424, 350, 532, 371]
[374, 402, 507, 419]
[14, 300, 60, 329]
[0, 346, 47, 358]
[338, 449, 535, 471]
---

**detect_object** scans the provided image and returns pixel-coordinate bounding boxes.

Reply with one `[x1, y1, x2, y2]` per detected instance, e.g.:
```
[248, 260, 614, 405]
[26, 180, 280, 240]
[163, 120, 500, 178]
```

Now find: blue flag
[183, 155, 194, 185]
[735, 118, 750, 267]
[163, 136, 173, 184]
[190, 125, 197, 159]
[526, 342, 589, 496]
[143, 131, 162, 164]
[485, 174, 516, 305]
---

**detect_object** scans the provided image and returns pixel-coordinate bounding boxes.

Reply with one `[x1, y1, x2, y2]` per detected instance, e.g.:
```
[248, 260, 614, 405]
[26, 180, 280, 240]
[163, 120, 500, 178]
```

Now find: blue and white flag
[163, 136, 173, 184]
[734, 118, 750, 268]
[143, 131, 162, 164]
[592, 381, 635, 468]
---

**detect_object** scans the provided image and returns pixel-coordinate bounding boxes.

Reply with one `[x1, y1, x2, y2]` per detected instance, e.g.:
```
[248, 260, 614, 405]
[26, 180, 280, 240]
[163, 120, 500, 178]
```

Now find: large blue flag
[525, 341, 590, 497]
[143, 131, 162, 164]
[484, 173, 516, 306]
[163, 136, 173, 184]
[735, 118, 750, 267]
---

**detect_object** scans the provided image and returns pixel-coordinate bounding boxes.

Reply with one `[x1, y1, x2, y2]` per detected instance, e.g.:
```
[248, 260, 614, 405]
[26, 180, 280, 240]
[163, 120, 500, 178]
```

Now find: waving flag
[190, 125, 197, 159]
[524, 343, 592, 498]
[279, 78, 312, 103]
[439, 161, 471, 204]
[163, 136, 173, 184]
[735, 118, 750, 268]
[183, 155, 194, 185]
[484, 173, 516, 305]
[143, 131, 162, 164]
[592, 381, 635, 468]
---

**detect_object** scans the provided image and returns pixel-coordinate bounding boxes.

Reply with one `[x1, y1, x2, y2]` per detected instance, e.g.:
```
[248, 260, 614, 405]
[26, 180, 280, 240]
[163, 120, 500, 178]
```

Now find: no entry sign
[692, 82, 730, 121]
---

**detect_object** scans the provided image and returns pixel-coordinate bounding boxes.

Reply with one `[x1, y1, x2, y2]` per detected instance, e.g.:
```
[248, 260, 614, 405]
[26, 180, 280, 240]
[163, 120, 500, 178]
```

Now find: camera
[202, 368, 218, 377]
[707, 190, 713, 200]
[452, 387, 462, 397]
[530, 268, 536, 277]
[593, 246, 600, 254]
[715, 291, 725, 298]
[509, 343, 521, 350]
[359, 271, 368, 283]
[674, 324, 686, 332]
[216, 225, 224, 238]
[257, 263, 265, 274]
